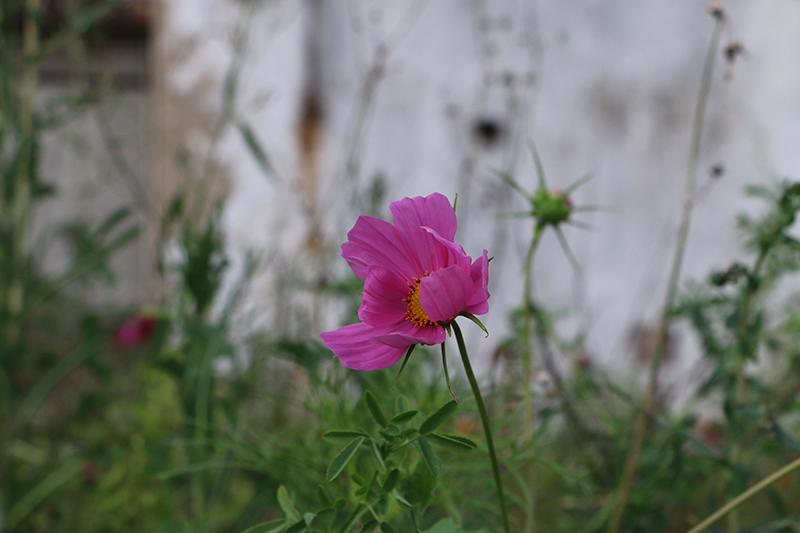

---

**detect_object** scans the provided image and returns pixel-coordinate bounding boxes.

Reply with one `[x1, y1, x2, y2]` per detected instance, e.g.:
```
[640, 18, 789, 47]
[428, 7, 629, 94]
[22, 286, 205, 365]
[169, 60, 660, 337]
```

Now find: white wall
[158, 0, 800, 389]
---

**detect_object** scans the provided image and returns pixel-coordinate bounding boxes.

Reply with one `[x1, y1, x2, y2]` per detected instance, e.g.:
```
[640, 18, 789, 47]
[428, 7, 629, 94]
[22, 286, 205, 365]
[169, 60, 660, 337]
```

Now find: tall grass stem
[606, 15, 724, 533]
[686, 455, 800, 533]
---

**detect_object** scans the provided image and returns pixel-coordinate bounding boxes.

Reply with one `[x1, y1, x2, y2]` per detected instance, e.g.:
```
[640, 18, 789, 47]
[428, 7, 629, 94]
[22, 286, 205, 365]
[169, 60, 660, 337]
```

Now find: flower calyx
[532, 188, 573, 227]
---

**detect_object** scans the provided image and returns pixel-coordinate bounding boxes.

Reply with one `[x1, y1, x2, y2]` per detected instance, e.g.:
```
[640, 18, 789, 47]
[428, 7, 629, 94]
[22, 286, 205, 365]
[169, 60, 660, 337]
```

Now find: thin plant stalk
[521, 224, 543, 533]
[522, 224, 544, 441]
[685, 455, 800, 533]
[452, 320, 511, 533]
[606, 16, 724, 533]
[5, 0, 40, 346]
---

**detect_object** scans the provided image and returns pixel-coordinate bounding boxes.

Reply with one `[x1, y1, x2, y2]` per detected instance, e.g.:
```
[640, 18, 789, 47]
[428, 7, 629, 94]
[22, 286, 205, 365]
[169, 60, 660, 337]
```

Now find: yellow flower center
[403, 274, 433, 327]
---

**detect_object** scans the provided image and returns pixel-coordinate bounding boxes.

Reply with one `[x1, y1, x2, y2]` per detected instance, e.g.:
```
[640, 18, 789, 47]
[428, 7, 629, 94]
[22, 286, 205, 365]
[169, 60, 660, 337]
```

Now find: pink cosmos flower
[114, 314, 156, 347]
[321, 193, 489, 370]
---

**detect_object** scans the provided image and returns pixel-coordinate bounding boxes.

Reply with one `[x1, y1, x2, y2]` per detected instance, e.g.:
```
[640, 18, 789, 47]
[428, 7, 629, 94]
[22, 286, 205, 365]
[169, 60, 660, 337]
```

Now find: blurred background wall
[42, 0, 800, 387]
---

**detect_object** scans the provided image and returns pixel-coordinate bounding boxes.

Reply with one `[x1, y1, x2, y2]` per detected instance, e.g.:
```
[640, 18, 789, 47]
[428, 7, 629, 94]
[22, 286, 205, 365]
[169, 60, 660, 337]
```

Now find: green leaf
[365, 391, 389, 428]
[238, 122, 277, 180]
[380, 523, 399, 533]
[358, 520, 379, 533]
[316, 486, 332, 507]
[428, 433, 478, 452]
[379, 468, 399, 493]
[323, 430, 369, 443]
[241, 519, 286, 533]
[419, 401, 458, 435]
[326, 436, 365, 481]
[770, 416, 800, 453]
[391, 489, 412, 508]
[370, 439, 387, 474]
[277, 486, 301, 523]
[418, 436, 440, 476]
[385, 424, 402, 436]
[394, 395, 407, 414]
[390, 410, 419, 425]
[284, 519, 307, 533]
[405, 459, 436, 508]
[399, 428, 419, 440]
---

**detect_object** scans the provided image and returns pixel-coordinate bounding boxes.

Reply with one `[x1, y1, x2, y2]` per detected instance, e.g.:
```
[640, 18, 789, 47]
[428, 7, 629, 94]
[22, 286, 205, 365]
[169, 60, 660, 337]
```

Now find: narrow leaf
[358, 520, 379, 533]
[458, 312, 489, 338]
[390, 410, 419, 425]
[428, 433, 478, 452]
[420, 401, 458, 435]
[370, 439, 387, 474]
[418, 436, 440, 476]
[323, 430, 369, 443]
[391, 489, 412, 508]
[380, 523, 399, 533]
[392, 344, 416, 389]
[238, 122, 276, 180]
[241, 519, 285, 533]
[365, 391, 388, 428]
[383, 468, 400, 492]
[491, 167, 528, 198]
[441, 342, 458, 402]
[316, 486, 332, 507]
[528, 139, 547, 191]
[399, 428, 419, 440]
[277, 486, 301, 523]
[326, 436, 365, 481]
[284, 519, 307, 533]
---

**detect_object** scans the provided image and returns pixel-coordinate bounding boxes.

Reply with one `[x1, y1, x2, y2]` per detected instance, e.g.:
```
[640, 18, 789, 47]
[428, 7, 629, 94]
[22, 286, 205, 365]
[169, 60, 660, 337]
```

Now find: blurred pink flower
[114, 315, 156, 347]
[321, 193, 489, 370]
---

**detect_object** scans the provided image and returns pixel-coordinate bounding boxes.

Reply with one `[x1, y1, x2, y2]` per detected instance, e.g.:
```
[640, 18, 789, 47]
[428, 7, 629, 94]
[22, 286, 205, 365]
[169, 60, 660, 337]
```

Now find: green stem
[686, 455, 800, 533]
[452, 320, 511, 533]
[522, 224, 543, 440]
[606, 17, 724, 533]
[337, 470, 379, 533]
[521, 224, 543, 533]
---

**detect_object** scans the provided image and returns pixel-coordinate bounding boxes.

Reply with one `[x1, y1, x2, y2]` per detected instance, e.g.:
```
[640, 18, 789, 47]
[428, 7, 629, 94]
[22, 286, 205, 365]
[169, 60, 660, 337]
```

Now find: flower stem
[521, 223, 543, 533]
[452, 320, 511, 533]
[685, 455, 800, 533]
[522, 224, 543, 440]
[606, 16, 724, 533]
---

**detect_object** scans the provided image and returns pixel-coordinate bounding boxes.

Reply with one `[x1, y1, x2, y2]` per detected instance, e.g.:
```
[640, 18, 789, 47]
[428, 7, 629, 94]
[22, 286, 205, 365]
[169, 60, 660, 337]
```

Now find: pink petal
[358, 266, 410, 327]
[422, 227, 472, 272]
[341, 215, 422, 281]
[390, 193, 458, 272]
[371, 319, 445, 347]
[321, 322, 407, 370]
[419, 265, 474, 323]
[390, 193, 457, 240]
[465, 249, 490, 316]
